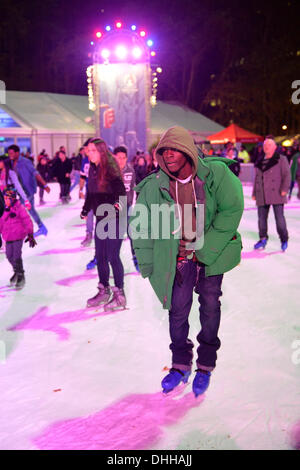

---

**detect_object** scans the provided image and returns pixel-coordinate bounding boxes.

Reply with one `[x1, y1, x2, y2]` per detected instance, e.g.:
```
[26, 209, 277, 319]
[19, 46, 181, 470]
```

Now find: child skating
[0, 187, 37, 289]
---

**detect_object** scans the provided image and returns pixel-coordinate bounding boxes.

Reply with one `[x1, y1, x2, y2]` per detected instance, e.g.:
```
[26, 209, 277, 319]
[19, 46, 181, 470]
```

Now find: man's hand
[252, 196, 256, 201]
[79, 190, 85, 199]
[24, 200, 32, 210]
[281, 191, 287, 196]
[44, 185, 51, 193]
[80, 209, 88, 220]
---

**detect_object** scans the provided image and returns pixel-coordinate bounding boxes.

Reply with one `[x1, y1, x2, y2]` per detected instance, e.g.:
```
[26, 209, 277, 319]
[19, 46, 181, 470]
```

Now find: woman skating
[80, 138, 127, 310]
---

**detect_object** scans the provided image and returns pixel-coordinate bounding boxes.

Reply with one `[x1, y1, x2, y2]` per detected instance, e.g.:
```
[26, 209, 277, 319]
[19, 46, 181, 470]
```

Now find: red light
[116, 22, 122, 28]
[96, 31, 102, 38]
[140, 31, 146, 37]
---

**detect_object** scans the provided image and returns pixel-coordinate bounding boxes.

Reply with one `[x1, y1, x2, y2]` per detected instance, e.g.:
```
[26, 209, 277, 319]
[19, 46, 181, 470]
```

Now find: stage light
[115, 45, 128, 60]
[156, 67, 162, 73]
[132, 47, 142, 59]
[147, 39, 153, 47]
[105, 25, 111, 31]
[90, 41, 94, 46]
[101, 49, 110, 60]
[140, 31, 146, 37]
[151, 51, 156, 56]
[96, 31, 102, 38]
[116, 22, 122, 28]
[131, 25, 137, 31]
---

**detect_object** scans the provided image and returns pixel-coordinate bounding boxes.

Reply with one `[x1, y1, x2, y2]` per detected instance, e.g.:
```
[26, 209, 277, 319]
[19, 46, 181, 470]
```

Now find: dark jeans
[94, 225, 124, 289]
[59, 183, 70, 200]
[28, 195, 43, 228]
[258, 204, 288, 243]
[39, 186, 44, 201]
[297, 178, 300, 199]
[6, 239, 24, 273]
[169, 259, 223, 372]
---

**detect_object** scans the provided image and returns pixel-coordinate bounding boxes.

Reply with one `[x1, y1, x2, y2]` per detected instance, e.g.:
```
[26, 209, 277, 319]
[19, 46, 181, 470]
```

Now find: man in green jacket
[130, 126, 244, 397]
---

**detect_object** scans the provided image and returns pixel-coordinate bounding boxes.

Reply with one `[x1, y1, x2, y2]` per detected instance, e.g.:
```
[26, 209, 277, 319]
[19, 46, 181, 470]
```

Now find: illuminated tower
[87, 23, 160, 158]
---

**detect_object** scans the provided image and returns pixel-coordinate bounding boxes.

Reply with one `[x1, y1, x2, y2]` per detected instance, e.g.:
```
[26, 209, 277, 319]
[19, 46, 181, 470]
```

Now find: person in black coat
[37, 156, 51, 205]
[52, 151, 73, 204]
[134, 155, 148, 184]
[226, 148, 241, 177]
[80, 138, 126, 311]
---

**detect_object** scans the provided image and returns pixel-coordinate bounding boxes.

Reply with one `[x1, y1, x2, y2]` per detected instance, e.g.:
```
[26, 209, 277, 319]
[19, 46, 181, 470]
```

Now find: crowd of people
[0, 129, 299, 397]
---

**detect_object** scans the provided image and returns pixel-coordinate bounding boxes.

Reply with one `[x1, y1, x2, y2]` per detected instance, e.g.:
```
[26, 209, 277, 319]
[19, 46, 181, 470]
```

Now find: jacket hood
[155, 126, 199, 179]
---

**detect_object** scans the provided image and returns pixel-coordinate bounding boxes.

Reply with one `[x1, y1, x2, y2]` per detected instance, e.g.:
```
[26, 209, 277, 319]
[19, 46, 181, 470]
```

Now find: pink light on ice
[33, 390, 204, 450]
[9, 306, 122, 341]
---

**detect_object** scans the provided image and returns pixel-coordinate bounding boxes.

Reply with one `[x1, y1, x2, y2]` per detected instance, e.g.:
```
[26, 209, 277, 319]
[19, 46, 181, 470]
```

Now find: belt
[177, 253, 198, 262]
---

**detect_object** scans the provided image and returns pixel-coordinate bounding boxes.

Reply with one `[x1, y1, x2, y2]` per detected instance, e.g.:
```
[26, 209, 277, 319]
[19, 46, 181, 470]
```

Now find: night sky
[1, 0, 299, 134]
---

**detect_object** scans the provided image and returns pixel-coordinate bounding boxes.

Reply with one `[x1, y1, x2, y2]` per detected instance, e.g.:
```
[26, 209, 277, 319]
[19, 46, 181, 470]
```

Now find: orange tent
[207, 123, 264, 144]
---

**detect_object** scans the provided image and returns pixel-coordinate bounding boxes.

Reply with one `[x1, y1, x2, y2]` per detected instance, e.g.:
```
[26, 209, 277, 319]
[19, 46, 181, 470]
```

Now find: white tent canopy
[0, 91, 224, 157]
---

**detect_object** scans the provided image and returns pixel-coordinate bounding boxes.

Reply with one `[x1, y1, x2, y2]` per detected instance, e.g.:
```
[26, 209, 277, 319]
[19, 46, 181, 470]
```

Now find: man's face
[58, 152, 66, 161]
[162, 148, 187, 174]
[8, 149, 19, 161]
[263, 139, 277, 155]
[115, 151, 127, 170]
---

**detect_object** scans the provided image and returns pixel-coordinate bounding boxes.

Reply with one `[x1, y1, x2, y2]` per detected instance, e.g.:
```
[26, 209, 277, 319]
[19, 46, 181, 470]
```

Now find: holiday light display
[86, 21, 161, 155]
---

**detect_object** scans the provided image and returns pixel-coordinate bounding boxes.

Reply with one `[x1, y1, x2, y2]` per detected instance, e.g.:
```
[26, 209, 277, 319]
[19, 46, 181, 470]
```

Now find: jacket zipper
[163, 246, 173, 309]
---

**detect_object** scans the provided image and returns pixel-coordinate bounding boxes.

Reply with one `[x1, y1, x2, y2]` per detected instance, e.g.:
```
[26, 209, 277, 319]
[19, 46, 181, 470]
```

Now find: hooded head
[155, 126, 199, 179]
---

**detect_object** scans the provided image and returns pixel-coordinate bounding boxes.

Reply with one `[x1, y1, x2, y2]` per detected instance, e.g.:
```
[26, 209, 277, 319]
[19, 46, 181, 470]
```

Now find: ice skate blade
[103, 306, 128, 313]
[162, 381, 190, 397]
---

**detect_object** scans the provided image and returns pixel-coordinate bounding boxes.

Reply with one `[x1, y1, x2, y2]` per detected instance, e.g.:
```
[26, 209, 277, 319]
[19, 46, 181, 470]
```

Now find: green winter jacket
[130, 126, 244, 309]
[290, 152, 300, 182]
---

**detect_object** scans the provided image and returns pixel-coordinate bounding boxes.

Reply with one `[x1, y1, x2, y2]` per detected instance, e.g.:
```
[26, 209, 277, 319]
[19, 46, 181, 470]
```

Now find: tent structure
[207, 123, 263, 144]
[150, 101, 224, 143]
[0, 91, 225, 158]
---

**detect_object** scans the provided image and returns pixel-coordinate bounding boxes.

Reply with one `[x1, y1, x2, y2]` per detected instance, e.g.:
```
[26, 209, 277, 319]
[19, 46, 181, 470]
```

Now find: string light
[86, 66, 96, 111]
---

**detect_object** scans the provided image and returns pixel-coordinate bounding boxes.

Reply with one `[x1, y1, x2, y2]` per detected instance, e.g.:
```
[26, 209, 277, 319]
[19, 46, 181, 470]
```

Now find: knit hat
[3, 186, 17, 200]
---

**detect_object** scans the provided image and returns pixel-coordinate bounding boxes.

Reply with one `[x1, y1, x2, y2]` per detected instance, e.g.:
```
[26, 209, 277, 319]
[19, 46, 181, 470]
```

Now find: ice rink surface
[0, 182, 299, 450]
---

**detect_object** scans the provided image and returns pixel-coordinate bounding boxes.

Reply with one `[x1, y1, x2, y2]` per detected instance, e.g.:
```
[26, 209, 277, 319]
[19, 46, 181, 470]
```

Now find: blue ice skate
[254, 238, 267, 250]
[34, 224, 48, 237]
[132, 255, 140, 273]
[192, 369, 211, 397]
[86, 257, 97, 270]
[161, 368, 191, 394]
[281, 241, 288, 252]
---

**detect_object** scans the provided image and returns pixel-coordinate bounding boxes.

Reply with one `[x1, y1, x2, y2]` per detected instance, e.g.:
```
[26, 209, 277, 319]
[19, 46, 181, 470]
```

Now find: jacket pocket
[206, 236, 242, 276]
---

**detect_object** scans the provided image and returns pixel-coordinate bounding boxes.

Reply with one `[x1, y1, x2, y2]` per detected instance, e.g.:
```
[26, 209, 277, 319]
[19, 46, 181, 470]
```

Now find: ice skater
[52, 150, 73, 204]
[252, 136, 291, 251]
[114, 145, 139, 272]
[80, 138, 127, 311]
[0, 187, 37, 289]
[130, 126, 244, 396]
[7, 145, 50, 237]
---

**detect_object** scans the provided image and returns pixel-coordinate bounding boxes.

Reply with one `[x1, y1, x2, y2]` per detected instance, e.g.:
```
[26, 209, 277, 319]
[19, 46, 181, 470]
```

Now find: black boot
[15, 258, 25, 290]
[9, 271, 18, 287]
[15, 273, 25, 290]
